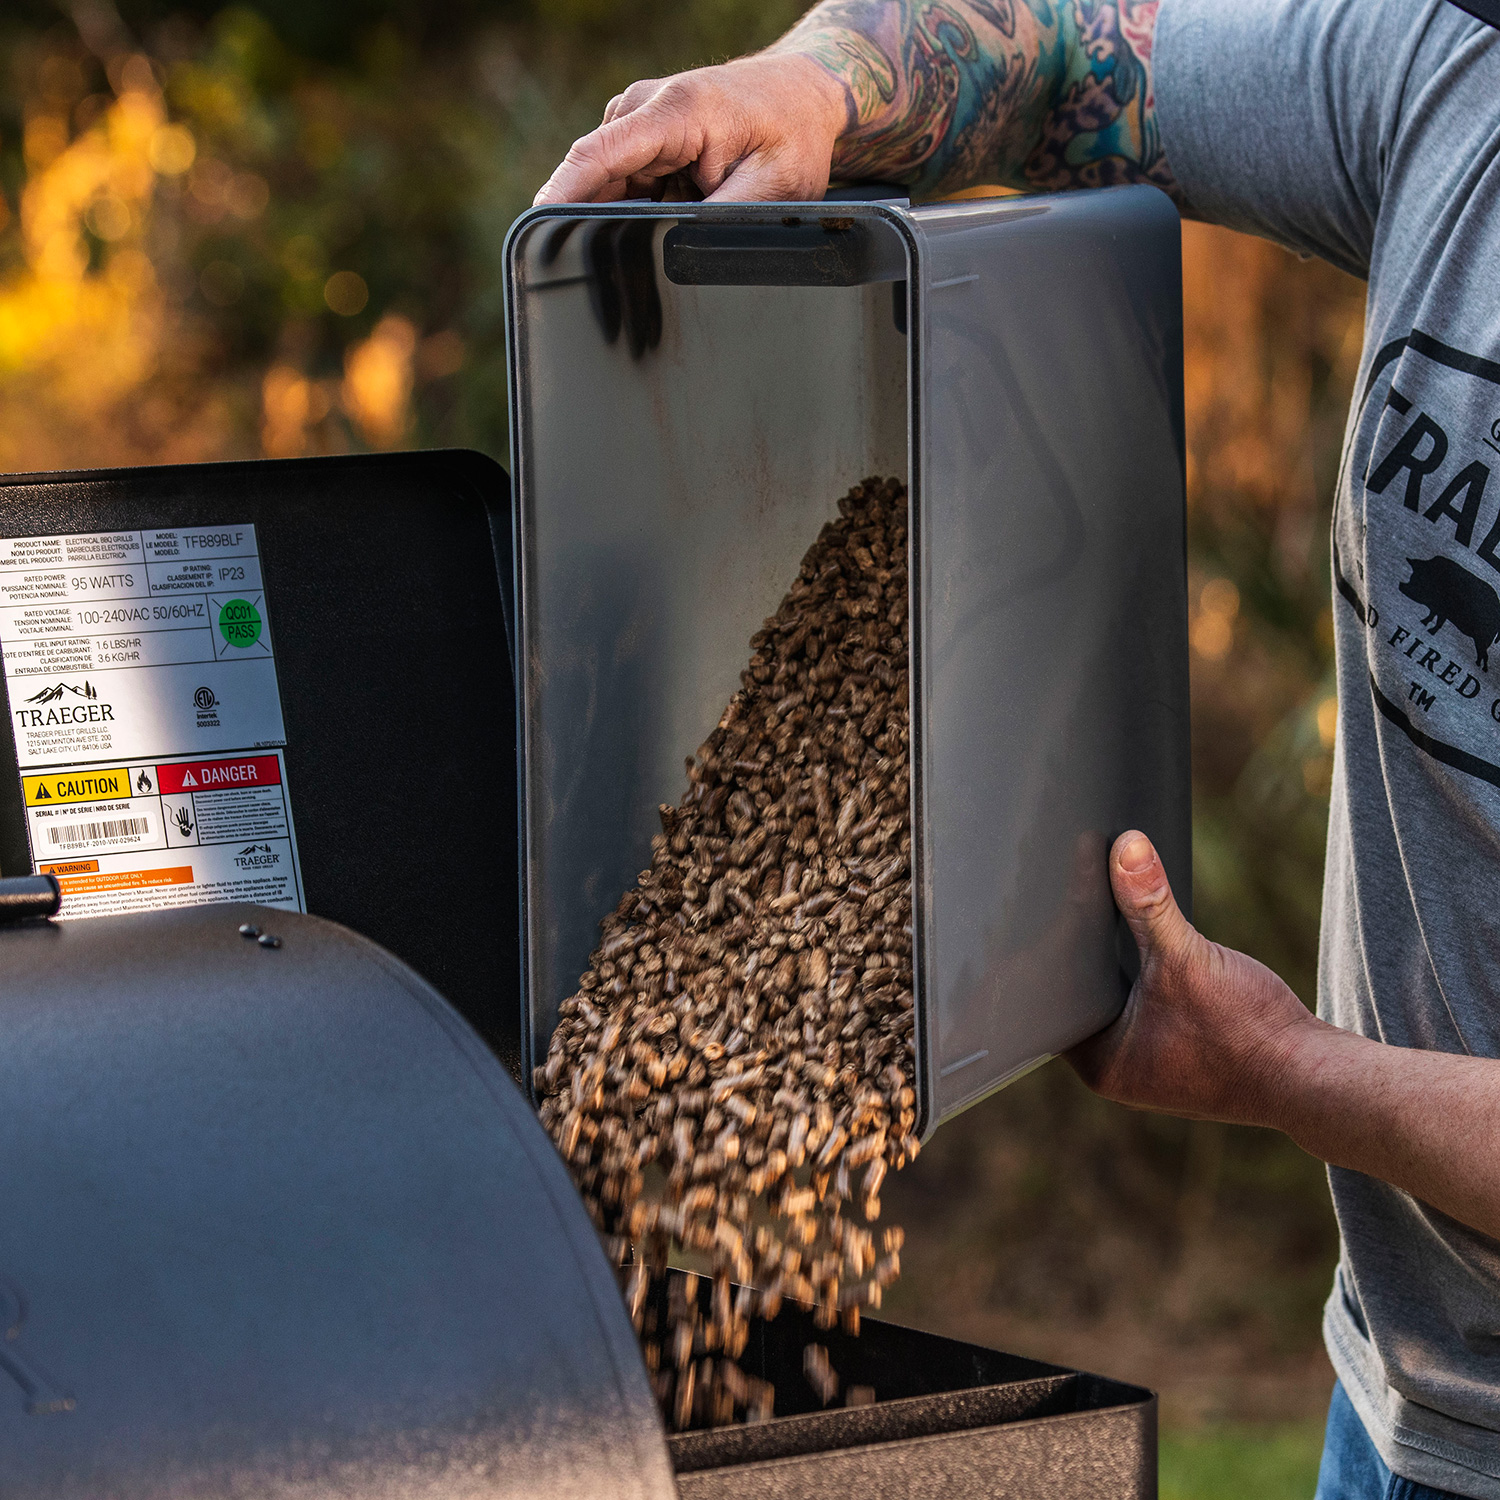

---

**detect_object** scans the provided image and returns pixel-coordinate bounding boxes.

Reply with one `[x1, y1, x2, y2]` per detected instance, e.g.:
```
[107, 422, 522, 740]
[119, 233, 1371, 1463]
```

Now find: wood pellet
[536, 475, 916, 1430]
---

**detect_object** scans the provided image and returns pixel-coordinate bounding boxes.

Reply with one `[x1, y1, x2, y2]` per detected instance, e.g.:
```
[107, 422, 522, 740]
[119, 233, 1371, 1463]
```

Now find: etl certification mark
[193, 684, 221, 729]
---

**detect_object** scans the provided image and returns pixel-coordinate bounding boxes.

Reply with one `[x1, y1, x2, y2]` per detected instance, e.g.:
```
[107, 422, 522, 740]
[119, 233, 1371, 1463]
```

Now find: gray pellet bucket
[505, 185, 1191, 1134]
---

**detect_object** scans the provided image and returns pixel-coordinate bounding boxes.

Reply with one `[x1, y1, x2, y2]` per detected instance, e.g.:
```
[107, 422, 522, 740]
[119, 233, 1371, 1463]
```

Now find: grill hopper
[505, 187, 1191, 1133]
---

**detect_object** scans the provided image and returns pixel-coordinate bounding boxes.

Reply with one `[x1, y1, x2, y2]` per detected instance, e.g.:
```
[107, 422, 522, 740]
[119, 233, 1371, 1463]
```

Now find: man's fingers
[535, 109, 698, 205]
[603, 78, 664, 126]
[534, 56, 847, 206]
[1110, 831, 1197, 969]
[534, 135, 614, 205]
[533, 127, 642, 205]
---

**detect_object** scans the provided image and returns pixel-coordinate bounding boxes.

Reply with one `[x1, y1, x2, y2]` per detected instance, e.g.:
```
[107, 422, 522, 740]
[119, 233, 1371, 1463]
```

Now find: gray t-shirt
[1155, 0, 1500, 1492]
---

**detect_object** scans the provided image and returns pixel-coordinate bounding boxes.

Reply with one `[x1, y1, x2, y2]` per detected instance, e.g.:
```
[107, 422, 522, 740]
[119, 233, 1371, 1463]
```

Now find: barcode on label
[46, 817, 150, 847]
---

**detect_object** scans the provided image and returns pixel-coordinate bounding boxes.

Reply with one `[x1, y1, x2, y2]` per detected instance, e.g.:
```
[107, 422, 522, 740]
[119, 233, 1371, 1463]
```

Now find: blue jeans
[1315, 1381, 1469, 1500]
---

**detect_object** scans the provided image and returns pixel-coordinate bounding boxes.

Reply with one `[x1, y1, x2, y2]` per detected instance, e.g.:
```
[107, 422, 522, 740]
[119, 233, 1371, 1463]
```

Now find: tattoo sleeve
[768, 0, 1177, 202]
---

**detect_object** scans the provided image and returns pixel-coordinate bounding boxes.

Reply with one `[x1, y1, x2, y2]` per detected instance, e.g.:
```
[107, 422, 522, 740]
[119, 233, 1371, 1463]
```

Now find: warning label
[24, 767, 132, 806]
[47, 865, 195, 895]
[26, 750, 302, 919]
[1, 524, 304, 920]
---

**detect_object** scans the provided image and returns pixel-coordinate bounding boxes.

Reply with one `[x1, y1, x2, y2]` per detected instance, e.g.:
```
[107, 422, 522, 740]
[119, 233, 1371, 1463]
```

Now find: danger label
[156, 755, 281, 795]
[21, 748, 302, 918]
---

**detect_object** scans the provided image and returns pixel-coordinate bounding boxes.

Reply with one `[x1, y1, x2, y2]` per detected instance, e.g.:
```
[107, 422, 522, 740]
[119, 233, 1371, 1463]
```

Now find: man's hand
[534, 2, 1178, 209]
[1077, 831, 1500, 1242]
[1068, 831, 1316, 1126]
[534, 55, 847, 206]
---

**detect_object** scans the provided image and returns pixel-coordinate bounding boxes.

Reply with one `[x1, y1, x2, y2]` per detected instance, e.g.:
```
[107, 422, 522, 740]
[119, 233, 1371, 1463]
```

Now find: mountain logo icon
[25, 681, 98, 704]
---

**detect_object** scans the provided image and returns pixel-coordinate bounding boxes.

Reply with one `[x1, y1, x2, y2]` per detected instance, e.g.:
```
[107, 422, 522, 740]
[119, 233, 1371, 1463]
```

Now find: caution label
[22, 749, 302, 918]
[24, 767, 131, 807]
[0, 522, 304, 920]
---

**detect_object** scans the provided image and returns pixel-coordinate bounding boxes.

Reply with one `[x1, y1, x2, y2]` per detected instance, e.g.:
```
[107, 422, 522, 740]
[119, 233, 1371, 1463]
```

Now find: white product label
[0, 526, 304, 917]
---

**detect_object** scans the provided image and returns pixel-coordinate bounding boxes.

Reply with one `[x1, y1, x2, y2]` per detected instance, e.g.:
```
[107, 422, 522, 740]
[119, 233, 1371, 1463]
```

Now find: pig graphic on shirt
[1399, 555, 1500, 671]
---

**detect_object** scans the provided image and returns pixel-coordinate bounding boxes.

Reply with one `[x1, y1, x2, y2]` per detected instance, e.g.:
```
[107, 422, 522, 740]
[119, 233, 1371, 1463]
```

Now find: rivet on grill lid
[257, 934, 281, 949]
[239, 923, 261, 938]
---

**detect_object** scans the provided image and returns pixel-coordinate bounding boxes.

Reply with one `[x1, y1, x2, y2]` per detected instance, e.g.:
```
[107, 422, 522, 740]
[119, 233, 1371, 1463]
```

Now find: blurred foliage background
[0, 2, 1366, 1492]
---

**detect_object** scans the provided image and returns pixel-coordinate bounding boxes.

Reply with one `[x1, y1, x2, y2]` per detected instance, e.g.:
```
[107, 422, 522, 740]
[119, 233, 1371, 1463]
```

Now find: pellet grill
[0, 185, 1186, 1498]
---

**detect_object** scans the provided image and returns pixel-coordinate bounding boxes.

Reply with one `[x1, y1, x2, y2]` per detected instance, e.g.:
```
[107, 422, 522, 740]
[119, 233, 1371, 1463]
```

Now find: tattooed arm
[535, 1, 1177, 206]
[777, 0, 1173, 200]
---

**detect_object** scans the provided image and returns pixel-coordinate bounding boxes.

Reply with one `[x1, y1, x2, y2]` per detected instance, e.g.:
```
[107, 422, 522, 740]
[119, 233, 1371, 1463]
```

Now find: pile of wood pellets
[536, 475, 916, 1431]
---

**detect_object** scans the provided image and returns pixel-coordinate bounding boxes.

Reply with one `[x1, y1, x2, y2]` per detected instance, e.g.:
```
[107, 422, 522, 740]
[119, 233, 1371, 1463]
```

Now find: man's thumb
[1110, 831, 1195, 967]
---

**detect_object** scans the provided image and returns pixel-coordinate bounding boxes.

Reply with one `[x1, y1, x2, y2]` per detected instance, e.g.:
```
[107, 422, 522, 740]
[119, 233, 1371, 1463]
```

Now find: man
[536, 3, 1500, 1495]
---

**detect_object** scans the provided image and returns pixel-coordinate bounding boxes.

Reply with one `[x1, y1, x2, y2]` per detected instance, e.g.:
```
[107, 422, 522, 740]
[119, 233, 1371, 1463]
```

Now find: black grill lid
[0, 903, 674, 1499]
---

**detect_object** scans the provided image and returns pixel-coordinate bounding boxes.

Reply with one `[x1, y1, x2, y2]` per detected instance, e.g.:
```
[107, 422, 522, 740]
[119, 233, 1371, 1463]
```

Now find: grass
[1160, 1420, 1326, 1500]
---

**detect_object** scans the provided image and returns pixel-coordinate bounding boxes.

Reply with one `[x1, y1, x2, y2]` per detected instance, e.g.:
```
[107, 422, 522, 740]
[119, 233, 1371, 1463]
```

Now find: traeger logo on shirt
[1337, 329, 1500, 787]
